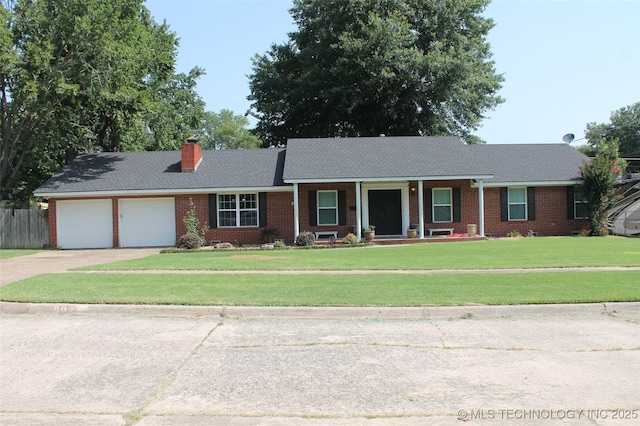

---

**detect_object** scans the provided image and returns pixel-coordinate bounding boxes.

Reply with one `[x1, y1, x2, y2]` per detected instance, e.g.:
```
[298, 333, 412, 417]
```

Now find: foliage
[506, 230, 521, 238]
[273, 239, 286, 248]
[177, 233, 201, 249]
[198, 109, 261, 150]
[295, 231, 315, 246]
[342, 233, 360, 245]
[580, 102, 640, 158]
[182, 198, 209, 245]
[578, 143, 625, 236]
[248, 0, 503, 147]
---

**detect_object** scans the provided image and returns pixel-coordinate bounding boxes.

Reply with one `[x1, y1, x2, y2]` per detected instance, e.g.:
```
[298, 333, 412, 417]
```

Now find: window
[317, 190, 338, 225]
[508, 187, 527, 220]
[218, 193, 258, 227]
[574, 188, 588, 219]
[432, 188, 452, 222]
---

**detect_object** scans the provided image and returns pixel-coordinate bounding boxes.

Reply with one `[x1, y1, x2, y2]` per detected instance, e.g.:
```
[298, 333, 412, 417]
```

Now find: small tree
[578, 141, 625, 236]
[183, 198, 209, 246]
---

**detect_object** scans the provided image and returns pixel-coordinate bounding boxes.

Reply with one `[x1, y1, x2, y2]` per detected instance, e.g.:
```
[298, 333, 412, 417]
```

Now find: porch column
[477, 179, 485, 237]
[293, 183, 300, 241]
[355, 181, 362, 239]
[418, 180, 425, 238]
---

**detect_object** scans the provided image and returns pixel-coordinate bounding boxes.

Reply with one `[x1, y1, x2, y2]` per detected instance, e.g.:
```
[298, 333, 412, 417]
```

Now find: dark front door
[368, 189, 402, 235]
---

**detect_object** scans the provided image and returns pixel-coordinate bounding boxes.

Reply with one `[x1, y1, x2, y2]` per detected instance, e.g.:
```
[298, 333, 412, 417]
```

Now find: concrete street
[1, 305, 639, 425]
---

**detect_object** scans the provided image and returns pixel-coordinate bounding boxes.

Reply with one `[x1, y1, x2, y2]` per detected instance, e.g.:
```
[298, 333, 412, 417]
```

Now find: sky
[145, 0, 640, 145]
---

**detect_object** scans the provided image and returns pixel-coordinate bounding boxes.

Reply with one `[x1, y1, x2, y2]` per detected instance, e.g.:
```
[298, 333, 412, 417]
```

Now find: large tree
[248, 0, 503, 147]
[0, 0, 193, 204]
[581, 102, 640, 159]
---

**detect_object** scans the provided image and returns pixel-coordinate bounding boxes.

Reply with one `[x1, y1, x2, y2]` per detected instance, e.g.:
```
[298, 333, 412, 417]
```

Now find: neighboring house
[34, 136, 589, 249]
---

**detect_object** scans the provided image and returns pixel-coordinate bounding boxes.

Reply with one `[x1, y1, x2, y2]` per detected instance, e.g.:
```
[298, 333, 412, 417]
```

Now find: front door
[368, 189, 402, 235]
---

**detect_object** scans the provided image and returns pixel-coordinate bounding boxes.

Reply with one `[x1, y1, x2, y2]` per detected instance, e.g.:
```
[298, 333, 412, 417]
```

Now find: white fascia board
[284, 174, 494, 184]
[36, 186, 293, 198]
[473, 180, 582, 188]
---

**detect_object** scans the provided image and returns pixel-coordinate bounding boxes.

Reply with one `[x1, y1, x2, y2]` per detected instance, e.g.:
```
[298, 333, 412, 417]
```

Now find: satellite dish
[562, 133, 576, 143]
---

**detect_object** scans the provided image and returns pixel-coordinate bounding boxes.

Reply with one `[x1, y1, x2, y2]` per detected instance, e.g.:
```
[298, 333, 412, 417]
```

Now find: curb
[2, 301, 639, 319]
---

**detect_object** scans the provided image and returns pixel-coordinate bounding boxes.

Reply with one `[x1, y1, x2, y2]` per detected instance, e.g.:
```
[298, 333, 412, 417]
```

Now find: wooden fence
[0, 209, 49, 249]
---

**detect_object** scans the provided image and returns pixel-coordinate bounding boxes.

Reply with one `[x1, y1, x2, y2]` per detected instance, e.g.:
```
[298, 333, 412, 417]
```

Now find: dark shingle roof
[34, 137, 589, 196]
[282, 136, 492, 181]
[467, 143, 588, 184]
[34, 148, 287, 195]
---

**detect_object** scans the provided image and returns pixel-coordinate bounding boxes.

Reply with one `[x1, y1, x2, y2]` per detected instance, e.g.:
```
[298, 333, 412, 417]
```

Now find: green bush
[273, 240, 286, 248]
[295, 231, 315, 246]
[178, 233, 202, 249]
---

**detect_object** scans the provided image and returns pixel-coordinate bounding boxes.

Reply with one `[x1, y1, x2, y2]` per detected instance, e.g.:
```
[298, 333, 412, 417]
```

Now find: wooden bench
[428, 228, 454, 236]
[315, 231, 338, 240]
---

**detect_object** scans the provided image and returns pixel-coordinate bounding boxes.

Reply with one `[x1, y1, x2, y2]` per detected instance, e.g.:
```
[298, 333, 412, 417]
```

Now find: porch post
[477, 179, 485, 237]
[293, 183, 300, 241]
[355, 181, 362, 239]
[418, 180, 425, 238]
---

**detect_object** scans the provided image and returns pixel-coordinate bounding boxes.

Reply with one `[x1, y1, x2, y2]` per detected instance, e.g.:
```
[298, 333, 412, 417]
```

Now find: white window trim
[218, 193, 259, 228]
[432, 188, 453, 223]
[317, 190, 338, 226]
[508, 187, 527, 221]
[574, 189, 588, 219]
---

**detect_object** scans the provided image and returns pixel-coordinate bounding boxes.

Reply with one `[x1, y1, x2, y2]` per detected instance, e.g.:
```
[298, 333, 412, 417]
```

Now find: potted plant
[407, 227, 418, 238]
[364, 225, 376, 241]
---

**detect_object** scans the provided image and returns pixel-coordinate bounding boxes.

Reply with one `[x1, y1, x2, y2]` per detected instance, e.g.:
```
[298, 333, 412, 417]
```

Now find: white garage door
[119, 198, 176, 247]
[57, 199, 113, 249]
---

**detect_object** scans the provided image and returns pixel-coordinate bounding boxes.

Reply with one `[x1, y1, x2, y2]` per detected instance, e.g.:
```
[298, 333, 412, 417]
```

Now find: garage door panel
[57, 200, 113, 249]
[119, 198, 176, 247]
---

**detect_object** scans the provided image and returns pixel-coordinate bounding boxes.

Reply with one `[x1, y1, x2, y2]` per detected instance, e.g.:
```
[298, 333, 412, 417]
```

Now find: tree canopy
[1, 0, 257, 206]
[248, 0, 504, 147]
[581, 102, 640, 158]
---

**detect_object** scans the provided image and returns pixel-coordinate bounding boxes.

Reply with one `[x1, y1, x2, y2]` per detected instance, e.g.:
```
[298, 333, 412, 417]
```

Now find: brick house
[34, 136, 589, 249]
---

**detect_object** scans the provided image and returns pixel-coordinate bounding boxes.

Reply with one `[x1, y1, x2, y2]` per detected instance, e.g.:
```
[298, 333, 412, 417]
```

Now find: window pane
[240, 210, 257, 227]
[509, 204, 526, 220]
[433, 189, 451, 205]
[575, 203, 588, 219]
[239, 194, 256, 209]
[508, 188, 526, 203]
[318, 191, 337, 208]
[219, 211, 236, 227]
[318, 209, 337, 225]
[434, 206, 452, 222]
[574, 189, 587, 202]
[218, 194, 236, 210]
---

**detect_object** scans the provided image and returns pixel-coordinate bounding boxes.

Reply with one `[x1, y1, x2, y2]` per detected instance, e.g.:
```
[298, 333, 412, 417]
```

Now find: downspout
[478, 179, 485, 237]
[293, 183, 300, 241]
[355, 181, 362, 239]
[418, 180, 425, 238]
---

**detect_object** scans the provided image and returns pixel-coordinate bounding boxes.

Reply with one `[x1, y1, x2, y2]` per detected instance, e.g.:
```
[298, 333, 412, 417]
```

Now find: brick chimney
[181, 136, 203, 172]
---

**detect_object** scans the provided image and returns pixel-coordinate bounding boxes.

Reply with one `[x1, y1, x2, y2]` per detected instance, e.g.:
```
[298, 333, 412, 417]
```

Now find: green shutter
[259, 192, 267, 227]
[308, 190, 317, 226]
[453, 188, 461, 223]
[500, 188, 508, 222]
[208, 194, 217, 228]
[527, 187, 536, 221]
[338, 190, 347, 225]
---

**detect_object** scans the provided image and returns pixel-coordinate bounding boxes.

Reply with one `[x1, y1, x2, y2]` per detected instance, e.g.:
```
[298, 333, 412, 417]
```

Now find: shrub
[178, 233, 202, 249]
[506, 230, 521, 238]
[342, 232, 360, 245]
[273, 240, 286, 248]
[295, 231, 315, 246]
[213, 242, 234, 249]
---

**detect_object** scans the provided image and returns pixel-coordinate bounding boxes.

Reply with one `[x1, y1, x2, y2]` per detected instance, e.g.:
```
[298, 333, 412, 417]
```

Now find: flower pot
[364, 230, 375, 241]
[407, 228, 418, 238]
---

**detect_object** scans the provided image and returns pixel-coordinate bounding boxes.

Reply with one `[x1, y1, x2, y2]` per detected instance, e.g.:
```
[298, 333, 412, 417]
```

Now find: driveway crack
[123, 322, 220, 425]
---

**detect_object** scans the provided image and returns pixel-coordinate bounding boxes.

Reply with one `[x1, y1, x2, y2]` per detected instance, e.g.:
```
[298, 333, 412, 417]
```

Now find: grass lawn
[0, 249, 40, 260]
[81, 237, 640, 271]
[0, 271, 638, 306]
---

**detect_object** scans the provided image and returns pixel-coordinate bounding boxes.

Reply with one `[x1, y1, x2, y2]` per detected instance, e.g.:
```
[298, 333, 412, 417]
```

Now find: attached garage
[57, 199, 113, 249]
[119, 198, 176, 248]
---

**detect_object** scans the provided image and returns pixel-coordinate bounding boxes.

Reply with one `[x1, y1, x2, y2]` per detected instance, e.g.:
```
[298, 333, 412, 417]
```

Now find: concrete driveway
[0, 248, 160, 286]
[1, 307, 639, 425]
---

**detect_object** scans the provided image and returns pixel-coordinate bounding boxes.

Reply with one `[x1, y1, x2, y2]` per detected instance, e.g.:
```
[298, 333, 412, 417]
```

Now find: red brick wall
[176, 192, 295, 246]
[298, 183, 359, 238]
[483, 186, 588, 237]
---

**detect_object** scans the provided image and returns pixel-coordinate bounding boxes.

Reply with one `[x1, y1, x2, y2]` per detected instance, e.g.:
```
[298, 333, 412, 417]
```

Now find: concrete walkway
[0, 248, 160, 286]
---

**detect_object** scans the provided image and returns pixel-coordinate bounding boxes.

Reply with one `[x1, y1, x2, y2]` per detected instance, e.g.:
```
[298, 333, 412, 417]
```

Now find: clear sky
[145, 0, 640, 145]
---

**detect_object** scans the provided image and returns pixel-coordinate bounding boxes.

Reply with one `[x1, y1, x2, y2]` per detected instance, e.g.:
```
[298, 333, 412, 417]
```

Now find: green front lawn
[0, 249, 40, 260]
[1, 271, 638, 306]
[81, 237, 640, 271]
